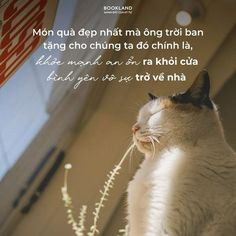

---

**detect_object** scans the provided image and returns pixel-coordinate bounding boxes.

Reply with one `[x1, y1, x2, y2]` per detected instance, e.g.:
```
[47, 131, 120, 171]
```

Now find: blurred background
[0, 0, 235, 235]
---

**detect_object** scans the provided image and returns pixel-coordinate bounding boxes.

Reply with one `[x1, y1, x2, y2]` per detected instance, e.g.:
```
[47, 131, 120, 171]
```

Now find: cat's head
[132, 70, 219, 155]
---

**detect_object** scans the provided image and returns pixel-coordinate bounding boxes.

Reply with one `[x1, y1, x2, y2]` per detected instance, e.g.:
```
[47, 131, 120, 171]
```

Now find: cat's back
[182, 142, 236, 214]
[191, 142, 236, 183]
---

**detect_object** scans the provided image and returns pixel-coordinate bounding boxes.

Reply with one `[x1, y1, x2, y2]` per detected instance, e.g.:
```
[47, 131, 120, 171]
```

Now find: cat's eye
[150, 108, 166, 116]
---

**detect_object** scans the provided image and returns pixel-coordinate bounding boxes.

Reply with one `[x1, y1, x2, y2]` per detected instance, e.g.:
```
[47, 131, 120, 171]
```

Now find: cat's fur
[127, 71, 236, 236]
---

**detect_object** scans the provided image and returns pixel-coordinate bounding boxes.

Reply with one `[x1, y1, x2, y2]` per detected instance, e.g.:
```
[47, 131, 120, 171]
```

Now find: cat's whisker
[127, 140, 136, 170]
[151, 139, 156, 159]
[139, 133, 163, 141]
[152, 131, 166, 136]
[152, 136, 160, 144]
[140, 131, 149, 135]
[130, 144, 135, 157]
[152, 126, 163, 130]
[148, 136, 156, 159]
[143, 127, 163, 131]
[129, 144, 136, 165]
[141, 129, 165, 136]
[139, 136, 151, 142]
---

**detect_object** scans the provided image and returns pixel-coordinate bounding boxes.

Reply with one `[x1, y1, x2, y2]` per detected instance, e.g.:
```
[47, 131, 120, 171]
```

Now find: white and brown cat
[127, 71, 236, 236]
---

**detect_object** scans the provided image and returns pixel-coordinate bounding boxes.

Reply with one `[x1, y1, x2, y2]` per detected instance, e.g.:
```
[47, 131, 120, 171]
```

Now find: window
[0, 0, 77, 180]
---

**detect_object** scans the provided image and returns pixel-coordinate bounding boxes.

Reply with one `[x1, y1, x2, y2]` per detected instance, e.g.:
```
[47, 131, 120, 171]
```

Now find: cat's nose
[132, 123, 140, 133]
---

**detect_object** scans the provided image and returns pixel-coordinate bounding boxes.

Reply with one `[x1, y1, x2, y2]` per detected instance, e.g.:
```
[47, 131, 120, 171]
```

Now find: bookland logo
[103, 5, 133, 15]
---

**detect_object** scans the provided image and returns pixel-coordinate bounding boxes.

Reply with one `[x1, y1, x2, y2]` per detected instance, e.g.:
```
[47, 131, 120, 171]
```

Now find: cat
[127, 71, 236, 236]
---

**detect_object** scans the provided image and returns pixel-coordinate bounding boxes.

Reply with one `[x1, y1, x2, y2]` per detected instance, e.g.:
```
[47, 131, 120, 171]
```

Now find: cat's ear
[187, 70, 210, 101]
[172, 70, 213, 109]
[148, 93, 157, 100]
